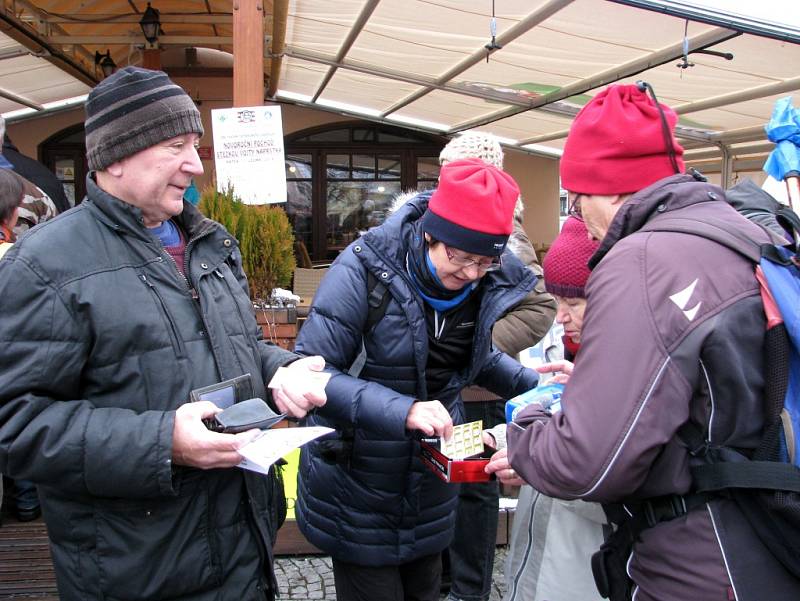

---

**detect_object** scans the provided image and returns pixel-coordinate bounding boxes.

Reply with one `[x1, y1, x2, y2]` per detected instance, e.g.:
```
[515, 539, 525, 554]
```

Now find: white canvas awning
[2, 0, 799, 176]
[0, 30, 89, 115]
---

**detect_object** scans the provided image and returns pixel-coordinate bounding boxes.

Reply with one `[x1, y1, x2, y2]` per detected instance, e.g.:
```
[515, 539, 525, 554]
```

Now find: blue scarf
[405, 222, 476, 312]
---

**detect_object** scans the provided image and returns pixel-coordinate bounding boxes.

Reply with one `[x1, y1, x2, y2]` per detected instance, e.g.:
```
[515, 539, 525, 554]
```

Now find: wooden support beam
[233, 0, 264, 107]
[166, 67, 233, 79]
[46, 35, 234, 45]
[0, 7, 96, 87]
[42, 14, 233, 25]
[267, 0, 289, 99]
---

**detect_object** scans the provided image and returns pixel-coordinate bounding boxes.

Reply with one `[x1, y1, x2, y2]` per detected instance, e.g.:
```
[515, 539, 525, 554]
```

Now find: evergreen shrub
[199, 185, 295, 302]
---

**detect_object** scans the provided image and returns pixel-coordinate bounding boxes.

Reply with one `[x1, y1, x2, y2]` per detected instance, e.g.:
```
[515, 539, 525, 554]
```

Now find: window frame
[285, 122, 445, 262]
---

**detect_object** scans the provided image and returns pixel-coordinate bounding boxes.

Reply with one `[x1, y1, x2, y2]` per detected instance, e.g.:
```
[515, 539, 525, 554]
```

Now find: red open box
[419, 441, 495, 483]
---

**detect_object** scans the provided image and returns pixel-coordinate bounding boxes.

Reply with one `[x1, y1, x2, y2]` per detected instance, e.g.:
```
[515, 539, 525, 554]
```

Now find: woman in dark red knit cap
[487, 217, 605, 601]
[538, 215, 600, 371]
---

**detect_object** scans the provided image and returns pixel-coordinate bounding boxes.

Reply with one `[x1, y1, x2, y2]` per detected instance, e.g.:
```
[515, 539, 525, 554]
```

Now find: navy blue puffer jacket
[294, 192, 539, 566]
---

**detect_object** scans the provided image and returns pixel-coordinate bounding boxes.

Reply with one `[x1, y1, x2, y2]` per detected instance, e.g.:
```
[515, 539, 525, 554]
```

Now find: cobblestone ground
[274, 547, 508, 601]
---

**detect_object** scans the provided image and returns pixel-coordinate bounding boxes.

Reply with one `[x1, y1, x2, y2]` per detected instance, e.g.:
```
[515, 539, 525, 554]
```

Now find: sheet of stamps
[440, 420, 484, 459]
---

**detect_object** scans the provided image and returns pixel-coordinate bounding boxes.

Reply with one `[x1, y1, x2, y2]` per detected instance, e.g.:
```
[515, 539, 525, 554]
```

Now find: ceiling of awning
[0, 29, 90, 113]
[2, 0, 799, 169]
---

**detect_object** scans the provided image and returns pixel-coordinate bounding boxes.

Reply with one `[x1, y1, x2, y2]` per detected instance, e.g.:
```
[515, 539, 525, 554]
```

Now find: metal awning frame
[2, 0, 799, 177]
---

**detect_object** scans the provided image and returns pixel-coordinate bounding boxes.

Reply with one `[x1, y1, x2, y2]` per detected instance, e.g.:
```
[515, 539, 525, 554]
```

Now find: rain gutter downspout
[267, 0, 289, 99]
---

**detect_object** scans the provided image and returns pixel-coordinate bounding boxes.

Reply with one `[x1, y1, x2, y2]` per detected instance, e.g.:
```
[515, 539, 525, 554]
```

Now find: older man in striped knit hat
[0, 66, 328, 601]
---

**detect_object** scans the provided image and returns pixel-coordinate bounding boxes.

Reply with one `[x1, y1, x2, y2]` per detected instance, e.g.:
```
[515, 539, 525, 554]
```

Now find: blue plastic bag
[764, 96, 800, 181]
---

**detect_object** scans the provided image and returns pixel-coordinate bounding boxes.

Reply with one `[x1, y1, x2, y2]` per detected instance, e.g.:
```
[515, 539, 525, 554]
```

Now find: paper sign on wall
[211, 105, 287, 205]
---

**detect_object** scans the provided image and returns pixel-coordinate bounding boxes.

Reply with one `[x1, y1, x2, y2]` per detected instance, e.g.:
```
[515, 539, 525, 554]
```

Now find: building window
[559, 189, 568, 217]
[284, 123, 445, 262]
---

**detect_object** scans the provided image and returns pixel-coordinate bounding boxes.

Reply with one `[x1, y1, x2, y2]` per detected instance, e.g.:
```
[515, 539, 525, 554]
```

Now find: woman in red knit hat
[540, 216, 600, 367]
[294, 158, 542, 601]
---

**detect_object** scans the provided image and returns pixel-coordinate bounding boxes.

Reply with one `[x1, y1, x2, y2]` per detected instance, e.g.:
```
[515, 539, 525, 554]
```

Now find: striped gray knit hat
[85, 67, 204, 171]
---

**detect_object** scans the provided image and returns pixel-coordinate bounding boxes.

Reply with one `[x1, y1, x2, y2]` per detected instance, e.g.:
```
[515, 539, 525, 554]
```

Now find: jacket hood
[725, 178, 790, 240]
[363, 189, 431, 268]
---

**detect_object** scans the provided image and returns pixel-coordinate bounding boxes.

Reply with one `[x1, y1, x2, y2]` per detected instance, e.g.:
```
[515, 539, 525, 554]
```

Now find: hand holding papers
[235, 363, 331, 473]
[188, 370, 331, 473]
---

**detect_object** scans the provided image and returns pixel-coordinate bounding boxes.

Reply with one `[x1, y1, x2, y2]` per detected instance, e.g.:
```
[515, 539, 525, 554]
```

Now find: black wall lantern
[139, 2, 161, 46]
[94, 50, 116, 78]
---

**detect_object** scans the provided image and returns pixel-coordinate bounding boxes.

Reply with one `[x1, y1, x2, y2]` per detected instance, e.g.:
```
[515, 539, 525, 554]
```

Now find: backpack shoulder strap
[348, 271, 390, 378]
[650, 214, 800, 492]
[365, 271, 390, 333]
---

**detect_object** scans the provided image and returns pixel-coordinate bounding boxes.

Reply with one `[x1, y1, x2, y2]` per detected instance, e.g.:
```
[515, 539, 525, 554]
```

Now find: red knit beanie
[543, 217, 599, 298]
[560, 84, 685, 195]
[422, 158, 519, 256]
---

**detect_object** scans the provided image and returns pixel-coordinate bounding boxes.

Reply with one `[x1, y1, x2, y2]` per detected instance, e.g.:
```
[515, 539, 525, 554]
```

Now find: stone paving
[274, 547, 508, 601]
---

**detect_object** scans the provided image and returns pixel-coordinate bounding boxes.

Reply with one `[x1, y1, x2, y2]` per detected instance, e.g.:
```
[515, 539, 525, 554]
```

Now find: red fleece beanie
[422, 158, 519, 257]
[543, 217, 599, 298]
[560, 84, 684, 195]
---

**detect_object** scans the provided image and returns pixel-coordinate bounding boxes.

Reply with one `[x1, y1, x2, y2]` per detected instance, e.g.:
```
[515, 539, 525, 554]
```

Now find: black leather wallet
[203, 398, 286, 433]
[190, 374, 254, 410]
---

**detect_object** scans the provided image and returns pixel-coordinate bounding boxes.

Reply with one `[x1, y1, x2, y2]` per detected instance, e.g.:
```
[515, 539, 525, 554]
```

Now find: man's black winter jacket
[0, 176, 294, 601]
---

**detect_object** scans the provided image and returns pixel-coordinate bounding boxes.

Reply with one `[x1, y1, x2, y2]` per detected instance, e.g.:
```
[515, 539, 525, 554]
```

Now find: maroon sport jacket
[508, 174, 800, 601]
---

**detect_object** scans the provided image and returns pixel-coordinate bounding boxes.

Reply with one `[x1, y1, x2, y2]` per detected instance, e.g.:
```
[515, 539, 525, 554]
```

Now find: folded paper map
[238, 426, 333, 474]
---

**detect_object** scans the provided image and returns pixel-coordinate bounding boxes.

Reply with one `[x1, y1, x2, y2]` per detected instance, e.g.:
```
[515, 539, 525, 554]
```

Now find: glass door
[53, 157, 78, 207]
[325, 153, 402, 259]
[41, 125, 87, 205]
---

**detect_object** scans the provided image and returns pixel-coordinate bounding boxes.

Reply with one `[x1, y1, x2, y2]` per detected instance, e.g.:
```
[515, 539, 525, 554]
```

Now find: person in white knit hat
[438, 132, 505, 170]
[439, 132, 556, 601]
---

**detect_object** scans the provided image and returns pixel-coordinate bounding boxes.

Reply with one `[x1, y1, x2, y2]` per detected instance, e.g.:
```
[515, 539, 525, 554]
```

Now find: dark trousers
[1, 476, 39, 512]
[14, 479, 38, 510]
[447, 400, 504, 601]
[332, 553, 442, 601]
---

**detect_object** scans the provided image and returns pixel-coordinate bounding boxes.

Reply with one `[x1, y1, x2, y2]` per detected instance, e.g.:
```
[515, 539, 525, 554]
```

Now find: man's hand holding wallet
[171, 357, 329, 470]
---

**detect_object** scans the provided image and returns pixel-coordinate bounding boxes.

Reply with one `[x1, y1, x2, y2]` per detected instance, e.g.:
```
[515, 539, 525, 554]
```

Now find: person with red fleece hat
[489, 83, 800, 601]
[295, 158, 541, 601]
